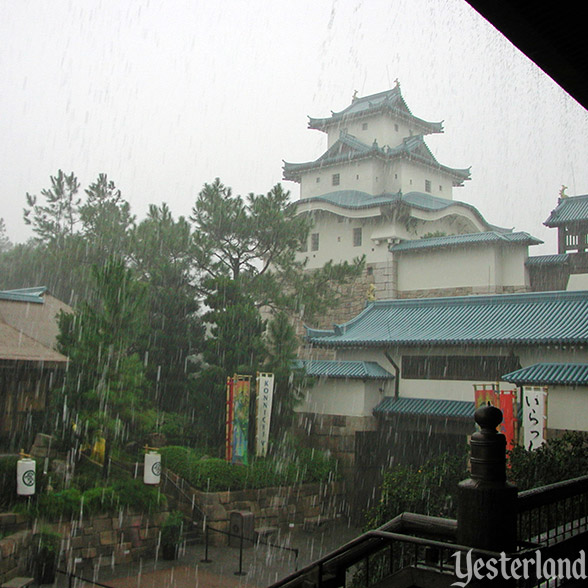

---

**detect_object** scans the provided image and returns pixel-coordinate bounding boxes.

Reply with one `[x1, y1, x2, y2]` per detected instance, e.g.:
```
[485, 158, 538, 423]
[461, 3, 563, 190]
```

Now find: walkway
[56, 520, 361, 588]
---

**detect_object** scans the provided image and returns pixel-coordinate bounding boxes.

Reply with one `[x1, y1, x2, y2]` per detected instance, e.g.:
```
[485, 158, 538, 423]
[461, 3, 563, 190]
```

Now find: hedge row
[160, 446, 339, 492]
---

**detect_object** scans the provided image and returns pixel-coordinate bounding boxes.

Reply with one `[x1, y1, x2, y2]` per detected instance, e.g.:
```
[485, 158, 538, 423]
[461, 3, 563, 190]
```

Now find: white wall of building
[298, 157, 455, 201]
[325, 114, 430, 151]
[296, 378, 390, 417]
[544, 385, 588, 432]
[395, 245, 529, 294]
[396, 247, 497, 292]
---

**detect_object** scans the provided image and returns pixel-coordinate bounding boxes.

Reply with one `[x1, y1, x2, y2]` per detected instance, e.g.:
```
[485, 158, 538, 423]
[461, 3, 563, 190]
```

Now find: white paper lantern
[17, 458, 36, 496]
[143, 451, 161, 485]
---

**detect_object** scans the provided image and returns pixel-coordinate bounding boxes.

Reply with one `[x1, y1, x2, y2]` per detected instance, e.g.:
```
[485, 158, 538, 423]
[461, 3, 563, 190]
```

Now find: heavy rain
[1, 1, 588, 587]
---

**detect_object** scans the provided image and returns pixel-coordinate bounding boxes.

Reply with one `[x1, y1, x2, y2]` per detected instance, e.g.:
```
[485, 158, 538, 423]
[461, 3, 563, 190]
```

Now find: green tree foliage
[56, 257, 150, 445]
[14, 171, 135, 303]
[265, 311, 305, 435]
[508, 432, 588, 490]
[191, 179, 310, 288]
[0, 218, 11, 253]
[79, 173, 134, 258]
[365, 453, 468, 529]
[130, 203, 204, 411]
[194, 277, 266, 445]
[23, 170, 81, 245]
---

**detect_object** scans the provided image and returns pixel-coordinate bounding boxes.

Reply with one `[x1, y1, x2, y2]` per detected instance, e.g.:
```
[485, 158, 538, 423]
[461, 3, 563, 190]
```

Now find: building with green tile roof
[307, 86, 444, 136]
[282, 85, 539, 310]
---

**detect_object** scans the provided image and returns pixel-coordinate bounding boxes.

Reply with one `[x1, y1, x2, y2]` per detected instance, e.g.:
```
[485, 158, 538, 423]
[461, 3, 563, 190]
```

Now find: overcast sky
[2, 0, 587, 253]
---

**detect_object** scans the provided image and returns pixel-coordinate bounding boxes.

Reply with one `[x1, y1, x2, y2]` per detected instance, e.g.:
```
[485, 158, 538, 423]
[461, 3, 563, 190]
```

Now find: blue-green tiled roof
[373, 396, 475, 418]
[502, 363, 588, 386]
[295, 190, 506, 232]
[306, 290, 588, 348]
[390, 231, 541, 253]
[293, 359, 394, 380]
[283, 134, 470, 185]
[544, 195, 588, 226]
[308, 87, 444, 135]
[0, 287, 46, 304]
[525, 254, 570, 266]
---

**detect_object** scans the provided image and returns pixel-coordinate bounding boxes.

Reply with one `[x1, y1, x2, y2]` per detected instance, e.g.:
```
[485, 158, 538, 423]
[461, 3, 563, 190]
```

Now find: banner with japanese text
[522, 387, 547, 451]
[256, 372, 274, 457]
[231, 375, 251, 465]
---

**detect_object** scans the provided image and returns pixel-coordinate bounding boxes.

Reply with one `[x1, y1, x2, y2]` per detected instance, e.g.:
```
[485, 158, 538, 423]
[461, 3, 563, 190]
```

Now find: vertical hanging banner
[256, 372, 274, 457]
[523, 387, 547, 451]
[231, 375, 251, 465]
[225, 377, 234, 462]
[499, 390, 517, 450]
[474, 384, 499, 409]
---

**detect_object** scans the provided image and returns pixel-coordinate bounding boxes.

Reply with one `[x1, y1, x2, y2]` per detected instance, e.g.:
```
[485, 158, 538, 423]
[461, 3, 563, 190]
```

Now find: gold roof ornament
[559, 185, 568, 199]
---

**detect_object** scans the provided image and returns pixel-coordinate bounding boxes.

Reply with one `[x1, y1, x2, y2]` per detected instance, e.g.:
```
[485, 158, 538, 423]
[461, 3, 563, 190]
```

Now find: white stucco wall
[332, 345, 588, 424]
[396, 247, 497, 292]
[567, 273, 588, 290]
[543, 385, 588, 432]
[298, 212, 398, 268]
[325, 115, 417, 150]
[296, 378, 390, 417]
[395, 245, 530, 294]
[298, 157, 455, 201]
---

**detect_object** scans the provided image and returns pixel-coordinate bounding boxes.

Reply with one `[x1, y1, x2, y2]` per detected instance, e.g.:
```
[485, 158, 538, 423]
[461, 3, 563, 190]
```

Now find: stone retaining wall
[185, 480, 347, 546]
[0, 509, 169, 584]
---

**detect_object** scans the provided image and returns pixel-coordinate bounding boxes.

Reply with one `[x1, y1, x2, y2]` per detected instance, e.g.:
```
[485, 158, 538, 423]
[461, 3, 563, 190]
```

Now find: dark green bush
[0, 456, 19, 510]
[508, 431, 588, 490]
[160, 445, 339, 491]
[34, 488, 82, 519]
[364, 452, 468, 530]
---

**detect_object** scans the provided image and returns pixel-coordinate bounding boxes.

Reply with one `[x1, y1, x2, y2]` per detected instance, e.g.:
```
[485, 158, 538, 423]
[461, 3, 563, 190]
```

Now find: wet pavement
[54, 519, 362, 588]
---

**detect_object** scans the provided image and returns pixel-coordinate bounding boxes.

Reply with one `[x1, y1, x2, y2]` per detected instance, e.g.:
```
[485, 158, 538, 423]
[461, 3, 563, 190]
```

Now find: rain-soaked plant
[508, 431, 588, 490]
[159, 444, 339, 492]
[54, 257, 151, 451]
[365, 452, 468, 530]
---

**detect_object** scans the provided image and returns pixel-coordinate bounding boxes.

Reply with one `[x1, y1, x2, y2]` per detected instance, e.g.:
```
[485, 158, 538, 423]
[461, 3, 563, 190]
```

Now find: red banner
[474, 385, 517, 449]
[499, 390, 516, 450]
[225, 377, 234, 462]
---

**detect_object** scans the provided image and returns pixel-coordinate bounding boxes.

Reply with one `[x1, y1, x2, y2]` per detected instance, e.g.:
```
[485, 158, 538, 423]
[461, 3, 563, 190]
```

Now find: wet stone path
[52, 520, 361, 588]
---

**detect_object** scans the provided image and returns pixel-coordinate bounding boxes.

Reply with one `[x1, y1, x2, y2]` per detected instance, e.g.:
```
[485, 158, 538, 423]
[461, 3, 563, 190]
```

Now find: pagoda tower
[281, 85, 539, 321]
[283, 83, 471, 201]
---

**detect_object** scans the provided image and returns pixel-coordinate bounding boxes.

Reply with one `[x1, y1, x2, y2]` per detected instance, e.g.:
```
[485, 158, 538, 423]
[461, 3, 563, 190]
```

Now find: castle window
[300, 239, 308, 253]
[425, 179, 431, 193]
[439, 184, 443, 192]
[394, 124, 399, 132]
[316, 177, 320, 183]
[311, 233, 319, 251]
[356, 174, 360, 180]
[332, 173, 340, 186]
[362, 122, 368, 130]
[353, 227, 362, 247]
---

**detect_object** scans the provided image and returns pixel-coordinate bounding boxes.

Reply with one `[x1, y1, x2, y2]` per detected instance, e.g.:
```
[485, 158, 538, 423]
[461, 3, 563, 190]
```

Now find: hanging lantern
[17, 457, 36, 496]
[143, 450, 161, 485]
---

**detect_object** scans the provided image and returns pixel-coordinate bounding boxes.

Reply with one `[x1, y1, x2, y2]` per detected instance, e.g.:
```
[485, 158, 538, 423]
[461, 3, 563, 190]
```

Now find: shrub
[0, 456, 19, 510]
[113, 478, 166, 513]
[508, 431, 588, 490]
[160, 445, 338, 491]
[161, 510, 184, 560]
[365, 452, 468, 530]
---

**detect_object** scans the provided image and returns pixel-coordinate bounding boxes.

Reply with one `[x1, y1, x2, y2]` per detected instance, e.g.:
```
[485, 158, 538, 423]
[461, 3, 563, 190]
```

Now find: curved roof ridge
[308, 87, 443, 134]
[389, 230, 542, 253]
